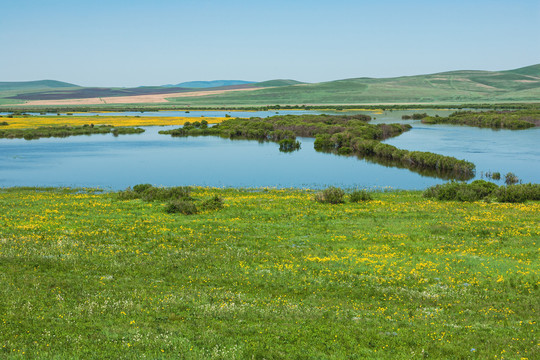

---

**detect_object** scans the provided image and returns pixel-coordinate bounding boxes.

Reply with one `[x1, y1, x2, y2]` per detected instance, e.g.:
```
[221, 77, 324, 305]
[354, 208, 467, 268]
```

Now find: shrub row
[402, 113, 428, 120]
[422, 110, 538, 129]
[314, 187, 373, 204]
[117, 185, 224, 214]
[0, 124, 145, 140]
[424, 180, 540, 203]
[316, 138, 475, 177]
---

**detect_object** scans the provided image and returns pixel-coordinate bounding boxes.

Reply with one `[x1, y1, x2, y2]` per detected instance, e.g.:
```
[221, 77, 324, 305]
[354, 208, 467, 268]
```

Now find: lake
[0, 110, 538, 190]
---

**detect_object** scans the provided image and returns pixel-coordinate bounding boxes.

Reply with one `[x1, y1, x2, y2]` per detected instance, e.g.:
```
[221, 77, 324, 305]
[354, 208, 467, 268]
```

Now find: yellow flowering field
[0, 188, 538, 359]
[1, 116, 228, 129]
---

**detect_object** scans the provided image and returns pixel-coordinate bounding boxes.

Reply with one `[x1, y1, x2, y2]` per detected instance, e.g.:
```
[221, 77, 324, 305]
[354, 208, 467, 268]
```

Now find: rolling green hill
[1, 64, 539, 106]
[166, 80, 255, 88]
[255, 79, 306, 87]
[167, 64, 540, 105]
[0, 80, 80, 91]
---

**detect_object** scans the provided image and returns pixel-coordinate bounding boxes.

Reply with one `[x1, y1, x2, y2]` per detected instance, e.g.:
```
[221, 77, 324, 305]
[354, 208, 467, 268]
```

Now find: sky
[1, 0, 539, 87]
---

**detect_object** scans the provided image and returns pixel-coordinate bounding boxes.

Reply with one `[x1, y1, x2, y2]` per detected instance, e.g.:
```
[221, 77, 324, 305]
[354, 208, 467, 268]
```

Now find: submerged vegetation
[0, 186, 538, 359]
[0, 124, 145, 140]
[160, 114, 476, 179]
[422, 110, 539, 129]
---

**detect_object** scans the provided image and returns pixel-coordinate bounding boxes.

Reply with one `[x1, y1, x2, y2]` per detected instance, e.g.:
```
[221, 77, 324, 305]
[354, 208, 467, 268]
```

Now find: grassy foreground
[0, 188, 538, 359]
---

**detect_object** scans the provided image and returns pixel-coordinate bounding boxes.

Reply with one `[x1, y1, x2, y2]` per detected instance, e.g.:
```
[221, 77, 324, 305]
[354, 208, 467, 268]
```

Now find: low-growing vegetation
[160, 114, 475, 179]
[422, 110, 539, 129]
[401, 113, 428, 120]
[314, 186, 346, 204]
[117, 184, 224, 215]
[0, 186, 538, 359]
[0, 124, 145, 140]
[424, 180, 540, 202]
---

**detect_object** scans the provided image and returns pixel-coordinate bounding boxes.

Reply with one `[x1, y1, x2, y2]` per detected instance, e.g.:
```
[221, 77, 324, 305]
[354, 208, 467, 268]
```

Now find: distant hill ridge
[1, 64, 539, 104]
[0, 80, 80, 91]
[165, 80, 255, 88]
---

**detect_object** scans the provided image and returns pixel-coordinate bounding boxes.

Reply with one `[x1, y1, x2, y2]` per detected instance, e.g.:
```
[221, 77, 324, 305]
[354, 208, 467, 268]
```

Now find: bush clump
[200, 195, 224, 211]
[315, 187, 346, 204]
[493, 184, 540, 203]
[424, 180, 539, 203]
[504, 172, 520, 185]
[349, 190, 373, 202]
[165, 200, 198, 215]
[117, 185, 225, 215]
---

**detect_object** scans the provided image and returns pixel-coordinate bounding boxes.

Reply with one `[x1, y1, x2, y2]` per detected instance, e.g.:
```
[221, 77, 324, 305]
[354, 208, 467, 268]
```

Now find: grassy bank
[0, 187, 538, 359]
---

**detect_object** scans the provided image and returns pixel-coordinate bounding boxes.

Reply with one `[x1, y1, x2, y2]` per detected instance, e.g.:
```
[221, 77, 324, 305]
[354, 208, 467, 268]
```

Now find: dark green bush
[278, 138, 301, 152]
[140, 186, 192, 202]
[133, 184, 153, 193]
[494, 184, 540, 203]
[349, 190, 372, 202]
[424, 181, 539, 203]
[315, 187, 345, 204]
[165, 200, 198, 215]
[424, 180, 497, 202]
[492, 172, 501, 180]
[200, 195, 224, 211]
[505, 172, 519, 185]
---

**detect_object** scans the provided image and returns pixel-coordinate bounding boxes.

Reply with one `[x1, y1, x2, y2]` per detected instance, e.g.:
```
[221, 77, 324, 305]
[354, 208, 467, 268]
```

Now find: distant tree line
[0, 124, 145, 140]
[421, 110, 539, 129]
[2, 102, 538, 115]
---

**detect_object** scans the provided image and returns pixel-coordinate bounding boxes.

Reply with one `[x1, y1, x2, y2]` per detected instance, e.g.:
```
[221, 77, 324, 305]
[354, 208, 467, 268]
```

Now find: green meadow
[168, 65, 540, 106]
[0, 187, 538, 359]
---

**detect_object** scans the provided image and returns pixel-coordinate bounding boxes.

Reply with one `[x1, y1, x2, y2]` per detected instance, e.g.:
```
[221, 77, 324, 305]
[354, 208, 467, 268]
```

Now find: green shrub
[494, 184, 540, 203]
[349, 190, 372, 202]
[200, 195, 224, 211]
[505, 172, 519, 185]
[278, 138, 301, 152]
[425, 181, 539, 203]
[133, 183, 152, 193]
[165, 200, 198, 215]
[140, 186, 192, 202]
[315, 187, 345, 204]
[424, 180, 497, 202]
[492, 172, 501, 180]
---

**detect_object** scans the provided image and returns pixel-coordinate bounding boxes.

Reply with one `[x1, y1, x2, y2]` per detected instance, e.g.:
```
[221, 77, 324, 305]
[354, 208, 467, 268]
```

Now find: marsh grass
[0, 187, 538, 359]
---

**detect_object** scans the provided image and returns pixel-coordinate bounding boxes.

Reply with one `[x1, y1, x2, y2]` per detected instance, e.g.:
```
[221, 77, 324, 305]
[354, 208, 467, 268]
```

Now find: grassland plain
[0, 187, 538, 359]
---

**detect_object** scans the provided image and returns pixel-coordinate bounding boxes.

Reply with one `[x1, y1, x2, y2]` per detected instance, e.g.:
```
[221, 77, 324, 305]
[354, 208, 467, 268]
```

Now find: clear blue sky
[1, 0, 539, 87]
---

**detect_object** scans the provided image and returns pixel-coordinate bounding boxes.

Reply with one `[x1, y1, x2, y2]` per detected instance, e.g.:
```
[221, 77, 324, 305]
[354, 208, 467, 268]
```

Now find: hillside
[1, 64, 539, 106]
[0, 80, 80, 91]
[167, 65, 540, 105]
[167, 80, 255, 88]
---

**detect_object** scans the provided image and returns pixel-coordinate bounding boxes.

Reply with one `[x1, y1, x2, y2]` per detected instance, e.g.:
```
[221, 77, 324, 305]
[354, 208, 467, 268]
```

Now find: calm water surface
[0, 110, 538, 190]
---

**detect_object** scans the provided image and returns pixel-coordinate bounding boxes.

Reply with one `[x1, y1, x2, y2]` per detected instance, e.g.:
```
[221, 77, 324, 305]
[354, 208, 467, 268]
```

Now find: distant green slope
[167, 65, 540, 105]
[167, 80, 255, 88]
[255, 79, 305, 87]
[0, 80, 80, 91]
[504, 63, 540, 77]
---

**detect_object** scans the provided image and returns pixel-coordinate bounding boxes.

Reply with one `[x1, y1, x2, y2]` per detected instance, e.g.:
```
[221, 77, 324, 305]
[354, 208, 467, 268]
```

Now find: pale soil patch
[18, 88, 263, 106]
